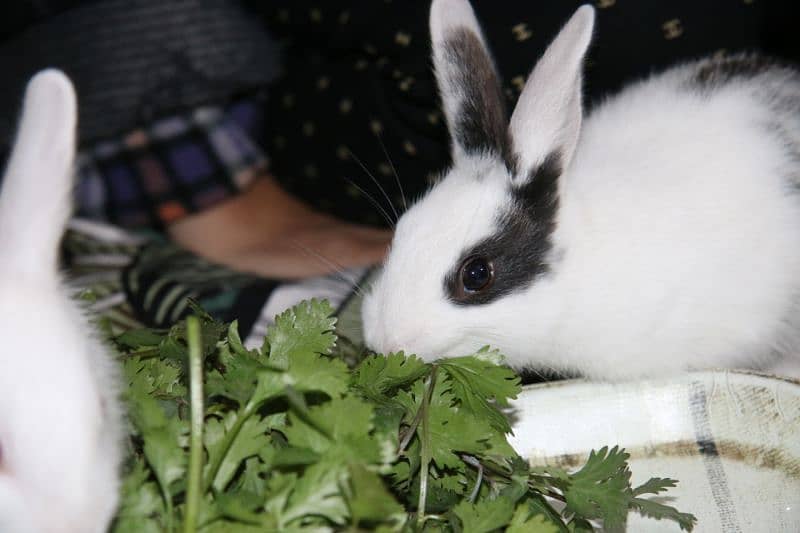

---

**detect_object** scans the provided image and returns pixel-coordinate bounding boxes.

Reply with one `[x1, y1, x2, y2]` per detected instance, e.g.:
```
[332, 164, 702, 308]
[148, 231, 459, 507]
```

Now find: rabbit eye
[461, 256, 494, 292]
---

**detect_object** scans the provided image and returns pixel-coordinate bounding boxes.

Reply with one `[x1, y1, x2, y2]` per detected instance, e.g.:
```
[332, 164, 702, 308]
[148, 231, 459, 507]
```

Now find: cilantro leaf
[564, 446, 632, 531]
[452, 497, 515, 533]
[205, 363, 258, 408]
[507, 503, 562, 533]
[282, 348, 349, 398]
[438, 352, 521, 434]
[282, 395, 381, 464]
[262, 471, 297, 527]
[265, 299, 337, 366]
[527, 495, 571, 533]
[344, 464, 406, 528]
[352, 352, 429, 401]
[280, 462, 349, 527]
[203, 412, 272, 492]
[114, 459, 165, 533]
[630, 498, 697, 531]
[124, 358, 188, 498]
[226, 320, 257, 359]
[397, 379, 494, 470]
[234, 457, 269, 499]
[372, 403, 406, 464]
[116, 328, 165, 349]
[632, 477, 678, 497]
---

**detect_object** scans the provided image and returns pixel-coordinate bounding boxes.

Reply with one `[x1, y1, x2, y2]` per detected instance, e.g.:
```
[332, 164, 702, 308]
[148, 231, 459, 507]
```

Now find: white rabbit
[0, 70, 121, 532]
[362, 0, 800, 381]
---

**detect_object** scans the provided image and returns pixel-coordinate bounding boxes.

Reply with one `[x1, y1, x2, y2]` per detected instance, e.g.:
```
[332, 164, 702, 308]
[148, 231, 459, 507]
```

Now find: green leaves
[629, 497, 698, 532]
[438, 350, 521, 434]
[421, 381, 495, 470]
[124, 357, 188, 495]
[564, 446, 632, 531]
[352, 351, 429, 400]
[344, 465, 405, 528]
[282, 395, 381, 465]
[113, 459, 165, 533]
[112, 299, 696, 533]
[452, 498, 516, 533]
[630, 478, 697, 531]
[507, 504, 561, 533]
[265, 299, 338, 366]
[204, 412, 272, 492]
[279, 462, 350, 527]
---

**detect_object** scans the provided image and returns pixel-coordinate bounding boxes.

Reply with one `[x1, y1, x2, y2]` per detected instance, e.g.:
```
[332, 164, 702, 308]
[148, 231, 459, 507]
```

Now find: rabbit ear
[509, 5, 594, 181]
[0, 69, 77, 275]
[430, 0, 513, 168]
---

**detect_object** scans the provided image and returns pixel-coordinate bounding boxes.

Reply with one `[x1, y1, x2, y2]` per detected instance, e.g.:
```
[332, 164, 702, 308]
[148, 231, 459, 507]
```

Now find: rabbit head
[363, 1, 594, 370]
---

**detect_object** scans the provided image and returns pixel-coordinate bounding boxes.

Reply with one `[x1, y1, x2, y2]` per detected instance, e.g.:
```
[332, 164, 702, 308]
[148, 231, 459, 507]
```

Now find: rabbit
[361, 0, 800, 381]
[0, 70, 122, 532]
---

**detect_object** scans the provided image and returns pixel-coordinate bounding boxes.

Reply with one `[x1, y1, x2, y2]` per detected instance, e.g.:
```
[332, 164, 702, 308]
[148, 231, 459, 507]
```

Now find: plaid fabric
[75, 99, 267, 230]
[63, 218, 364, 342]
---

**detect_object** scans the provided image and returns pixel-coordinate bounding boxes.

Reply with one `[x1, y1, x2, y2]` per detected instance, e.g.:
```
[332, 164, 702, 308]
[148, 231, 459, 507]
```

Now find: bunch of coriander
[111, 299, 696, 532]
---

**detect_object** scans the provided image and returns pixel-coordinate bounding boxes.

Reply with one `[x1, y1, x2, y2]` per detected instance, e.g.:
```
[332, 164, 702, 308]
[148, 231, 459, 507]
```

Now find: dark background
[0, 1, 798, 227]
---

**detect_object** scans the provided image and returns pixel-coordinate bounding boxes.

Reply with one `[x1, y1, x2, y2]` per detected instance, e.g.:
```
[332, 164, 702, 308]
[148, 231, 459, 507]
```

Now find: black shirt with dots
[252, 0, 799, 227]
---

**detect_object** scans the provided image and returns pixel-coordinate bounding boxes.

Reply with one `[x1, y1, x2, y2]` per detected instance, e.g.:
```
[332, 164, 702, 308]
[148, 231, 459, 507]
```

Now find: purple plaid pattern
[75, 100, 267, 230]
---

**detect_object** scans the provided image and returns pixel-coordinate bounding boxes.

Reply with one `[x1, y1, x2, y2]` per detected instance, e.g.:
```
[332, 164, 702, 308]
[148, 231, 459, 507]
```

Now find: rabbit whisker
[374, 133, 408, 212]
[287, 240, 366, 297]
[341, 175, 397, 229]
[345, 147, 400, 222]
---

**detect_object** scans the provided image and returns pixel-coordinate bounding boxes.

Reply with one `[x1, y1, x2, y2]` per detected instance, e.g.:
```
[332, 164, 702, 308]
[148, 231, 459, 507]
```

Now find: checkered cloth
[63, 217, 366, 344]
[75, 99, 267, 230]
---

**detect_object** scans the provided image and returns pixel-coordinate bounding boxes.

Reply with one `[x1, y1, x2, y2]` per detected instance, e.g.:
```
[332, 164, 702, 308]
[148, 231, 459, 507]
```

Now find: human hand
[168, 175, 391, 280]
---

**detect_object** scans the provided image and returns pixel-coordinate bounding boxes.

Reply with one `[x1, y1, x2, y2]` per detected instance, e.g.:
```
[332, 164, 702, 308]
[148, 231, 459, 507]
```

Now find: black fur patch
[441, 28, 517, 173]
[518, 366, 581, 385]
[445, 152, 562, 305]
[690, 53, 786, 90]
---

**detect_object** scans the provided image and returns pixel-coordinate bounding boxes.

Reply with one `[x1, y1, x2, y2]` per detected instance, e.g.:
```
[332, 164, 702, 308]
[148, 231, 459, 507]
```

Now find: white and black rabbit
[362, 0, 800, 381]
[0, 71, 121, 532]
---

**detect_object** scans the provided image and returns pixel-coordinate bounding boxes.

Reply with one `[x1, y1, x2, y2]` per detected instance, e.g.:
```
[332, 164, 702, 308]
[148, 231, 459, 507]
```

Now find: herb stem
[462, 455, 484, 502]
[184, 316, 204, 533]
[204, 400, 256, 493]
[285, 386, 333, 439]
[416, 366, 437, 526]
[398, 405, 424, 454]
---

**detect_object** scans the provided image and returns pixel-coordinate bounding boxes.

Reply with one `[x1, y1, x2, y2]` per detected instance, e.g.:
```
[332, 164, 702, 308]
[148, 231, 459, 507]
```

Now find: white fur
[363, 1, 800, 381]
[509, 5, 594, 175]
[0, 70, 122, 532]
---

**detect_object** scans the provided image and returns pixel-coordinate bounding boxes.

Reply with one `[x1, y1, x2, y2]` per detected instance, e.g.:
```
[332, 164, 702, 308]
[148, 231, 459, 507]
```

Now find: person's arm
[168, 174, 391, 280]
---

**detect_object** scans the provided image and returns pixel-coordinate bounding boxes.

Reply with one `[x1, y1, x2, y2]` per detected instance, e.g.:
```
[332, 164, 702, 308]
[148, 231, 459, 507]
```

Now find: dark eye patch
[445, 152, 562, 305]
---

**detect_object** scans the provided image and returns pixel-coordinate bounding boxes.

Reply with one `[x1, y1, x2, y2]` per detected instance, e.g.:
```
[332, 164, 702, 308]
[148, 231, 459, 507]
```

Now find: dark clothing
[1, 1, 798, 228]
[0, 0, 280, 146]
[253, 0, 800, 226]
